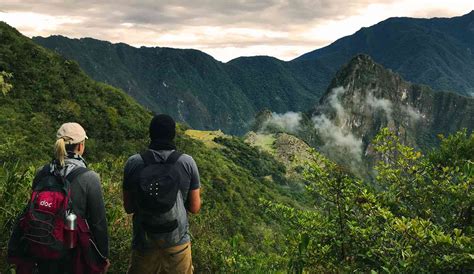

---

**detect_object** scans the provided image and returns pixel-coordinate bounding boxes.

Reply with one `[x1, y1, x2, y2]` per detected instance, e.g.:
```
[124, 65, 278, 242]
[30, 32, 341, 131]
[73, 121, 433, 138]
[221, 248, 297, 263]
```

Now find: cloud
[401, 104, 422, 122]
[312, 87, 364, 170]
[1, 1, 473, 61]
[312, 114, 364, 166]
[261, 112, 302, 133]
[326, 86, 349, 123]
[365, 92, 393, 120]
[1, 1, 386, 26]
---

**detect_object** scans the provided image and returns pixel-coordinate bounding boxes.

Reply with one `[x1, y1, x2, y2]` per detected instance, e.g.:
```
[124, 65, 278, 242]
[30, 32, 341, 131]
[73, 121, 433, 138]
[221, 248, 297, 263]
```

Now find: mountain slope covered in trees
[33, 11, 474, 136]
[1, 21, 473, 273]
[33, 36, 331, 134]
[299, 54, 473, 176]
[296, 11, 474, 97]
[0, 22, 308, 273]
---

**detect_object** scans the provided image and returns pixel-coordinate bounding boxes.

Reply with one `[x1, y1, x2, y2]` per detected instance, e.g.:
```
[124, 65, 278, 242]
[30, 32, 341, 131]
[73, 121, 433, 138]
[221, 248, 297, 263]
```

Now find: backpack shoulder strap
[65, 166, 89, 184]
[140, 150, 157, 166]
[32, 164, 51, 189]
[140, 150, 182, 166]
[165, 151, 182, 164]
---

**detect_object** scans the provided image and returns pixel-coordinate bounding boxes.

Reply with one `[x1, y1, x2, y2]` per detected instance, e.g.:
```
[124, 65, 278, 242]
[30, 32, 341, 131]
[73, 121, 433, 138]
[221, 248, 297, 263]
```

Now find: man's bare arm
[187, 189, 201, 214]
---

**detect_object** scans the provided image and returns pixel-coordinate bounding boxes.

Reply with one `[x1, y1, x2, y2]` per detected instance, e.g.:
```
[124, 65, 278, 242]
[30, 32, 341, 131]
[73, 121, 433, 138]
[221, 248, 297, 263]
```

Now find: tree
[263, 129, 473, 272]
[0, 71, 13, 96]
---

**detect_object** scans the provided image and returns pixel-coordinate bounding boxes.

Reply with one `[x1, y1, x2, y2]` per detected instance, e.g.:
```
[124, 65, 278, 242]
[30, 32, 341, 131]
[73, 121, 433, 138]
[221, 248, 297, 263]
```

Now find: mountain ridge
[294, 11, 474, 97]
[33, 35, 330, 134]
[32, 11, 474, 135]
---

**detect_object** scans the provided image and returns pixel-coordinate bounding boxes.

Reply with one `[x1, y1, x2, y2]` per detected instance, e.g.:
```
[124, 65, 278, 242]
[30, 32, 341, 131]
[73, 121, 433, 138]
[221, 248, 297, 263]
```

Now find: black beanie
[149, 114, 176, 141]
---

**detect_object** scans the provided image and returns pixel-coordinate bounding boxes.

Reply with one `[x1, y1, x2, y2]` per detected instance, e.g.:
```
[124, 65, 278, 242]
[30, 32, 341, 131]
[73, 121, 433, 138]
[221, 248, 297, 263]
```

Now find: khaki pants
[127, 242, 193, 274]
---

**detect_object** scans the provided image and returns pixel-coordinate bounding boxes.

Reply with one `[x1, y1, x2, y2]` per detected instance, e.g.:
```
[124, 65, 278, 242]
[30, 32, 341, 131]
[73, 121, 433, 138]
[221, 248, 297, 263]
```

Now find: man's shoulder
[123, 153, 146, 178]
[177, 153, 194, 162]
[125, 150, 196, 167]
[176, 153, 197, 167]
[126, 153, 144, 164]
[125, 153, 145, 169]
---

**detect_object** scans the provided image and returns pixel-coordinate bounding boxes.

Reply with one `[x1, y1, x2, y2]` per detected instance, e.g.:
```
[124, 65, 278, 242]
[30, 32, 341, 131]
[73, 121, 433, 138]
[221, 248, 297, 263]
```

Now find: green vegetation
[0, 22, 303, 273]
[263, 128, 473, 272]
[184, 129, 225, 148]
[1, 21, 472, 273]
[0, 71, 13, 95]
[33, 36, 332, 134]
[245, 132, 276, 154]
[215, 136, 287, 185]
[0, 22, 151, 164]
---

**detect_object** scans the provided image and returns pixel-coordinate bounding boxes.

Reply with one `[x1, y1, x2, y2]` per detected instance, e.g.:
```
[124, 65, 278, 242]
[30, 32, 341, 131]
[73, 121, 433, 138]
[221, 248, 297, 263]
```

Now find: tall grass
[1, 158, 290, 273]
[0, 162, 35, 273]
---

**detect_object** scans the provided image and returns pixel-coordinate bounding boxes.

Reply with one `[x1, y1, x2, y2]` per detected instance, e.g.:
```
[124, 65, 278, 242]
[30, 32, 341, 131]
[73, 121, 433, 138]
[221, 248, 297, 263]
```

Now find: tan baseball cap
[56, 122, 88, 144]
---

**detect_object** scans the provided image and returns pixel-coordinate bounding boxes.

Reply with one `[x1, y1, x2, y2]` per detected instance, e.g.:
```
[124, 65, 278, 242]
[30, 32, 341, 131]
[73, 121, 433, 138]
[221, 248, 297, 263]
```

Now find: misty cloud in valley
[260, 112, 303, 133]
[260, 86, 426, 173]
[311, 87, 364, 170]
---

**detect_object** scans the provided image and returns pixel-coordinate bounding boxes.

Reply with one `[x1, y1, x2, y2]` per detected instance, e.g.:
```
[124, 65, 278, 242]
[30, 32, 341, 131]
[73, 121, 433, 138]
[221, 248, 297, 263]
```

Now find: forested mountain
[33, 36, 331, 134]
[296, 11, 474, 97]
[0, 22, 307, 272]
[1, 21, 473, 273]
[34, 12, 474, 135]
[0, 23, 150, 163]
[295, 55, 473, 176]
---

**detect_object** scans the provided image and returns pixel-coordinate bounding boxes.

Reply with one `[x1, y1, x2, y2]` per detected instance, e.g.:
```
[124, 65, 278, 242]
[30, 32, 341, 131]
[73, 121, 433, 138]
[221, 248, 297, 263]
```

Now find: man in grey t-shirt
[123, 114, 201, 274]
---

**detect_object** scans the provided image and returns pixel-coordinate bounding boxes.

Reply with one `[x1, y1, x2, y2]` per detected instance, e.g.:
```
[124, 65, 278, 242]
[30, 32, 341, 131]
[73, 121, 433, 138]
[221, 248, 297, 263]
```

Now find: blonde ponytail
[54, 138, 67, 167]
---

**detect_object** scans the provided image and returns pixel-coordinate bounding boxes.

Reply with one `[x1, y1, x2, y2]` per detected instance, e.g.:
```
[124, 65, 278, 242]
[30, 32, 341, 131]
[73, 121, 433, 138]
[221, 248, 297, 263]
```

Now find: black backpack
[136, 150, 184, 233]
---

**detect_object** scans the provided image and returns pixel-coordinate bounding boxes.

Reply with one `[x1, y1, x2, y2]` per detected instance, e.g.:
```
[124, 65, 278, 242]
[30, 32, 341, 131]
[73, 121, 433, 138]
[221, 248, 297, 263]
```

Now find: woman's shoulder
[76, 168, 100, 181]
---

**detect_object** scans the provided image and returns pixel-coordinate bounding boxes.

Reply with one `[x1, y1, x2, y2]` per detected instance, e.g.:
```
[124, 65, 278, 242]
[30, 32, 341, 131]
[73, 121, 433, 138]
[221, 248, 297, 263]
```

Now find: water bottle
[64, 212, 77, 248]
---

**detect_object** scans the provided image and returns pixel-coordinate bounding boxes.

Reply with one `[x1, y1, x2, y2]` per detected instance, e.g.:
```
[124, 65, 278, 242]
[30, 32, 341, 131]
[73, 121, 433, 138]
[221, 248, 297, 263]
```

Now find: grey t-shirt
[123, 149, 200, 250]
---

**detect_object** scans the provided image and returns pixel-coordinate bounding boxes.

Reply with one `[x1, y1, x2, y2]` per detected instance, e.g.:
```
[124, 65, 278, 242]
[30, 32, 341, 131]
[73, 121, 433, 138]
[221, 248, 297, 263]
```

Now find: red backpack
[8, 165, 107, 274]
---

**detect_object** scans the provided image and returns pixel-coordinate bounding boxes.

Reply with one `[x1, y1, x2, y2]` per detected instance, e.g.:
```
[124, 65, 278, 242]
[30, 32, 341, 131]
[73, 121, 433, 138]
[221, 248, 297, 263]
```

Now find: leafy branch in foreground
[373, 128, 473, 232]
[262, 128, 473, 272]
[0, 71, 13, 96]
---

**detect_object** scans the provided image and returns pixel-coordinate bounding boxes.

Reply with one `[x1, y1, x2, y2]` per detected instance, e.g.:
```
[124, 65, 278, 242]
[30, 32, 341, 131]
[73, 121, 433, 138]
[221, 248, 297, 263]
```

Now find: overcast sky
[1, 1, 473, 62]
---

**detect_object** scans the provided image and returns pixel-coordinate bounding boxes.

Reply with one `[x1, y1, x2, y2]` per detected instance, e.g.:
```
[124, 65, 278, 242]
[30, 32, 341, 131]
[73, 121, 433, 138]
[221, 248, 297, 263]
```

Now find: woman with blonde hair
[8, 122, 110, 273]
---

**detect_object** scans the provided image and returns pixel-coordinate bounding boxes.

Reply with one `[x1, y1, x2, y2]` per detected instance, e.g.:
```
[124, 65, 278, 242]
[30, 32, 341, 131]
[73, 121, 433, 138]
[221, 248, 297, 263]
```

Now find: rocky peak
[322, 54, 406, 102]
[315, 55, 420, 131]
[306, 53, 473, 176]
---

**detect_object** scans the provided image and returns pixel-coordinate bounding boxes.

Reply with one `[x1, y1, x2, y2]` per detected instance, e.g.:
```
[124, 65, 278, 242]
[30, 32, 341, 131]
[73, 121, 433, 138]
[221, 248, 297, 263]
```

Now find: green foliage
[0, 163, 34, 233]
[0, 22, 305, 273]
[0, 71, 13, 95]
[429, 129, 474, 167]
[0, 163, 36, 273]
[33, 36, 331, 134]
[0, 22, 151, 164]
[175, 133, 303, 272]
[263, 128, 473, 272]
[215, 136, 287, 184]
[373, 128, 473, 232]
